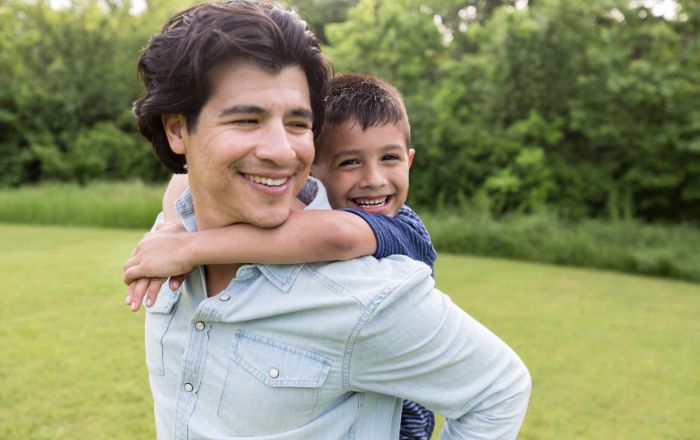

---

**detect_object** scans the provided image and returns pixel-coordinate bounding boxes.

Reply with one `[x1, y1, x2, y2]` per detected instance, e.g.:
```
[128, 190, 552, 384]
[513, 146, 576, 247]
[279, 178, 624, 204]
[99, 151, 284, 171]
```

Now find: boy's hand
[123, 222, 193, 284]
[125, 277, 167, 312]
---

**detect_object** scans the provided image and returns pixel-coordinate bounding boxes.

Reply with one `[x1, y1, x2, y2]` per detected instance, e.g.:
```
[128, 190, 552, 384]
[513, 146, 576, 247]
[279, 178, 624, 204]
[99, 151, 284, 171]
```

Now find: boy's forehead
[317, 119, 408, 156]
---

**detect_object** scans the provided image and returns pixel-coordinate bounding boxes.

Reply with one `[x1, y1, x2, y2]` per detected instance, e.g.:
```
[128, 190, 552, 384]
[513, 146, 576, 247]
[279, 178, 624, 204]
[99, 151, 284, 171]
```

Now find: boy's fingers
[125, 282, 136, 306]
[123, 264, 140, 285]
[169, 275, 184, 290]
[146, 278, 165, 308]
[130, 278, 149, 312]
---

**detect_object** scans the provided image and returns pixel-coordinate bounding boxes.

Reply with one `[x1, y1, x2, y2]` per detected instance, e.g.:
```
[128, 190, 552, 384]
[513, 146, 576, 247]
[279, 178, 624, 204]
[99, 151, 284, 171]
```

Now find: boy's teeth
[245, 174, 288, 187]
[355, 197, 387, 207]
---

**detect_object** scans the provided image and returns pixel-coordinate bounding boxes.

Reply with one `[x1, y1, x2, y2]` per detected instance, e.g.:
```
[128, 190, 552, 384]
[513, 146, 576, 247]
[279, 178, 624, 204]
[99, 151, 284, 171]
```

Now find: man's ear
[407, 148, 415, 169]
[162, 114, 187, 155]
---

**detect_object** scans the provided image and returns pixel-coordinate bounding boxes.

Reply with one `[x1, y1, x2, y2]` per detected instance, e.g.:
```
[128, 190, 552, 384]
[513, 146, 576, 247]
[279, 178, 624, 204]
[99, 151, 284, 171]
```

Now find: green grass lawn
[1, 224, 698, 439]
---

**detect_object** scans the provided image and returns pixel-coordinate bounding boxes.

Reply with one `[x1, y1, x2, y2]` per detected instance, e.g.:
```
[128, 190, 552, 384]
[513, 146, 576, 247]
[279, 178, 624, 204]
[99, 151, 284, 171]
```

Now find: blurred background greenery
[0, 0, 698, 281]
[1, 1, 699, 439]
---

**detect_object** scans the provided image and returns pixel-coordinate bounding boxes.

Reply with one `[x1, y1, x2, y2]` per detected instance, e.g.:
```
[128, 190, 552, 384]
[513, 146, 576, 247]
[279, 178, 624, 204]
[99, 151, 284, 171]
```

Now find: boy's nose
[360, 164, 387, 188]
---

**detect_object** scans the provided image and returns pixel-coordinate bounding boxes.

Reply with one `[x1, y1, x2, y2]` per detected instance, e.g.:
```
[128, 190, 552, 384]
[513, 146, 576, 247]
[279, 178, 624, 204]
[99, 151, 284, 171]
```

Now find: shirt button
[184, 383, 194, 392]
[195, 321, 205, 331]
[269, 368, 280, 379]
[220, 294, 231, 302]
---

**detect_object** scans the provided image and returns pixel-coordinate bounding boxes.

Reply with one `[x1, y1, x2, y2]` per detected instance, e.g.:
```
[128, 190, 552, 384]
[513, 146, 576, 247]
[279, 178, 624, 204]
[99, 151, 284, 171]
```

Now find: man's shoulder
[303, 255, 434, 304]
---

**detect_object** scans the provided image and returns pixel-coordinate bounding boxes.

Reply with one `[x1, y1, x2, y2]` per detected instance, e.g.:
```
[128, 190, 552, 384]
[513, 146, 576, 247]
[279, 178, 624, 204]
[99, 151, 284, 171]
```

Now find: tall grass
[423, 211, 700, 282]
[0, 181, 164, 229]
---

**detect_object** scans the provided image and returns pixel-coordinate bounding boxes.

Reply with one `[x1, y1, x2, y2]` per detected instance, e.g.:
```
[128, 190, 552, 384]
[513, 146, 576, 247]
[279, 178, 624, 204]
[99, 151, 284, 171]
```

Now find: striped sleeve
[342, 205, 437, 276]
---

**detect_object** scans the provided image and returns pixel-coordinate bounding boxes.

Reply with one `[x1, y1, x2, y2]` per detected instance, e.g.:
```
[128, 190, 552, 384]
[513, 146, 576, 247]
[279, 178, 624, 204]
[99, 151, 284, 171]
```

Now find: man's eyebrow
[218, 105, 265, 118]
[217, 106, 313, 120]
[288, 108, 314, 120]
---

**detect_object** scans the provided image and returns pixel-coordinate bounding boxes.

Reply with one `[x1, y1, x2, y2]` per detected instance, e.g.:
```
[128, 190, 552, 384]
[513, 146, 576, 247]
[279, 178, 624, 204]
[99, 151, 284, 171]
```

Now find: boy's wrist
[182, 232, 201, 269]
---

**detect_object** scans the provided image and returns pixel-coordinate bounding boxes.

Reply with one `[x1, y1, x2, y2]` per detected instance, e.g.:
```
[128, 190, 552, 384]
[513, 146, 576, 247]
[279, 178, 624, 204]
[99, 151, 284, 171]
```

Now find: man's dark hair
[321, 72, 411, 151]
[133, 0, 331, 173]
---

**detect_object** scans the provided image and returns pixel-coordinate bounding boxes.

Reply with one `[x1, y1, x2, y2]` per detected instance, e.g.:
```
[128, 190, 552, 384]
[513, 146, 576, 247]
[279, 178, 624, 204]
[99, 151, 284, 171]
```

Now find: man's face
[312, 120, 414, 217]
[165, 63, 314, 229]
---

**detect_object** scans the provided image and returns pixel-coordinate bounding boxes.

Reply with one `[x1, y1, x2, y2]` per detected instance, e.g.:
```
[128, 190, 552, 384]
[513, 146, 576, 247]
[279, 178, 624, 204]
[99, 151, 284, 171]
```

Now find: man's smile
[243, 173, 290, 188]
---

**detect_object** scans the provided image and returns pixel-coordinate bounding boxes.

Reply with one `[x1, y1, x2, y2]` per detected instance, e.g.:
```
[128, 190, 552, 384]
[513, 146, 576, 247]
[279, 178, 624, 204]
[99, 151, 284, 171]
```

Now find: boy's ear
[162, 114, 187, 155]
[407, 148, 415, 169]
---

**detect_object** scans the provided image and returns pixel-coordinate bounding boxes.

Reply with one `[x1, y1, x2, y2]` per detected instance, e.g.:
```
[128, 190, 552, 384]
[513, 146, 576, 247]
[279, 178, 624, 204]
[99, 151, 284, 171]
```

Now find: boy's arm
[344, 205, 437, 272]
[163, 174, 189, 222]
[124, 209, 378, 283]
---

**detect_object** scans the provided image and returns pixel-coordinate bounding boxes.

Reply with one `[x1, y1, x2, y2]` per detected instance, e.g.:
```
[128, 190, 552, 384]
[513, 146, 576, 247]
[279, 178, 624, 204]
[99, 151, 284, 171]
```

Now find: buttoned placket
[172, 267, 253, 440]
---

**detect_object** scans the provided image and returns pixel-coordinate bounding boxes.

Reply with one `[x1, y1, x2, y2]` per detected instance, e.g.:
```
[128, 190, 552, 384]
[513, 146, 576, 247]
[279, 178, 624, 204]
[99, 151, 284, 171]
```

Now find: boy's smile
[313, 120, 414, 217]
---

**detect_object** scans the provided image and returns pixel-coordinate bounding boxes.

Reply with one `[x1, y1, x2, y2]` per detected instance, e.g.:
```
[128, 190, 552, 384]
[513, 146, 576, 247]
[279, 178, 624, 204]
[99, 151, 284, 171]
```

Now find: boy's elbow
[327, 220, 368, 260]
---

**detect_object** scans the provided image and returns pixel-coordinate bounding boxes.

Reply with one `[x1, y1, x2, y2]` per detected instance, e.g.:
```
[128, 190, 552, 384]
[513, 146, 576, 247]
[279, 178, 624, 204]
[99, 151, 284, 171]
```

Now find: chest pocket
[218, 329, 332, 435]
[144, 283, 180, 376]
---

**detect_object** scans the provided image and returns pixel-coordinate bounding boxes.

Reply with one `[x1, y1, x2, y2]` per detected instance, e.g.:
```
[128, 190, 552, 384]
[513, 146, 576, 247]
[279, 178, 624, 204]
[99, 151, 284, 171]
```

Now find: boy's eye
[382, 154, 400, 161]
[339, 159, 360, 167]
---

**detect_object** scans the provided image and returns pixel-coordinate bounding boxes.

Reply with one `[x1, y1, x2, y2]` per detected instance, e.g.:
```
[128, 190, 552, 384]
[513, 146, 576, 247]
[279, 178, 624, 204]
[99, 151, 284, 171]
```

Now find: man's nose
[255, 122, 296, 164]
[360, 163, 387, 188]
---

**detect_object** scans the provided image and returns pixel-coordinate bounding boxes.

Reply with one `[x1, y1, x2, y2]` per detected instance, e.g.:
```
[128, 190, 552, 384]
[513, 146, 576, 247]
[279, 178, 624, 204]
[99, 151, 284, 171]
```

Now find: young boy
[125, 73, 437, 440]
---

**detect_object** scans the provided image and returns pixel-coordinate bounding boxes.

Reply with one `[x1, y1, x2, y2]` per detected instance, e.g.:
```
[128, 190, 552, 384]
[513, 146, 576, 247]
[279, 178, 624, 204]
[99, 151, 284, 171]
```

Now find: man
[131, 2, 531, 439]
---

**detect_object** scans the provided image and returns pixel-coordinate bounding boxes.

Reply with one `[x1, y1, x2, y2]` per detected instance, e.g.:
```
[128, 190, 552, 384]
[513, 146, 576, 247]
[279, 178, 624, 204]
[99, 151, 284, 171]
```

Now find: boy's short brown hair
[321, 73, 410, 150]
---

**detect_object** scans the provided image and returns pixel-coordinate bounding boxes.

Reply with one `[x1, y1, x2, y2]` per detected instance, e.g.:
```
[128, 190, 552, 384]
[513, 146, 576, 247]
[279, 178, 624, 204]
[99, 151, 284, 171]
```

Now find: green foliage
[326, 0, 700, 222]
[0, 0, 170, 186]
[2, 224, 698, 439]
[1, 0, 699, 222]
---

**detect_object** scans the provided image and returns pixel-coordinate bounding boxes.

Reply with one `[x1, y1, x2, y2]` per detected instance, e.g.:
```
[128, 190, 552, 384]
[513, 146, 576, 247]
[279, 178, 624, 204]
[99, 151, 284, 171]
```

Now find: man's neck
[186, 181, 311, 297]
[205, 263, 241, 297]
[188, 193, 244, 297]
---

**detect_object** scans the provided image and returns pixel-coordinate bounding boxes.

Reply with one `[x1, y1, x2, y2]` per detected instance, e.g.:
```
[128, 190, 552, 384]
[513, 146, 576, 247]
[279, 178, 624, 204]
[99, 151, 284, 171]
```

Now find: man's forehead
[206, 62, 312, 110]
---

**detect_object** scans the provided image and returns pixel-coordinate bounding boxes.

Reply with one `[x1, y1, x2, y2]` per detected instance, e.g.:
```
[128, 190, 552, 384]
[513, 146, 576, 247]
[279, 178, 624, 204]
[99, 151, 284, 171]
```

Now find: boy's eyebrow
[218, 105, 313, 120]
[331, 144, 406, 159]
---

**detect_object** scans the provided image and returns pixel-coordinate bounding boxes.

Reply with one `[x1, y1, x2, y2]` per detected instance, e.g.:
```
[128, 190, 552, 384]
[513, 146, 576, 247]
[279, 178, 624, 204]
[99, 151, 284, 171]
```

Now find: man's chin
[244, 211, 290, 229]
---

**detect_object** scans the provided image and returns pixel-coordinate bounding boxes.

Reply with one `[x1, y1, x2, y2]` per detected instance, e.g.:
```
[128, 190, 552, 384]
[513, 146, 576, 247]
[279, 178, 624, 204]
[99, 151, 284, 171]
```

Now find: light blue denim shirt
[145, 178, 531, 439]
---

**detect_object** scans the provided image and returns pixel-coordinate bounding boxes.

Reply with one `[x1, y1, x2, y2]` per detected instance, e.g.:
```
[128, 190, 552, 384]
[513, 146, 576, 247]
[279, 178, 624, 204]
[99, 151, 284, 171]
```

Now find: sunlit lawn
[1, 224, 698, 439]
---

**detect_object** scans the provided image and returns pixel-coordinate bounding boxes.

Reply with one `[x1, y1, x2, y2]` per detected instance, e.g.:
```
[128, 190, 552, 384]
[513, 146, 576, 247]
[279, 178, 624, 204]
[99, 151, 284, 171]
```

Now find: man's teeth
[355, 197, 388, 207]
[245, 174, 288, 187]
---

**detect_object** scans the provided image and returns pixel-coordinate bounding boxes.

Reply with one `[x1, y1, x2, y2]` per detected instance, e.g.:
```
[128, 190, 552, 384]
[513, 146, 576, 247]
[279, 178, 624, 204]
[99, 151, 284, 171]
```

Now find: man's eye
[231, 119, 258, 125]
[288, 121, 311, 130]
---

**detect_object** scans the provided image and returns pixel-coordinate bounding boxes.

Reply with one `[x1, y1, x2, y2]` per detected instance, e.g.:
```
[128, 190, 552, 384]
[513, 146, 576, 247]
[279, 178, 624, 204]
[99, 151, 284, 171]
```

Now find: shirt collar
[174, 177, 331, 291]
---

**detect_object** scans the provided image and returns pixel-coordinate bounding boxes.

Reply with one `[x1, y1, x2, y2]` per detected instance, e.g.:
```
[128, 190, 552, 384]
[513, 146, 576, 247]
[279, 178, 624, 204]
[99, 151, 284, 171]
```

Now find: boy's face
[312, 120, 414, 217]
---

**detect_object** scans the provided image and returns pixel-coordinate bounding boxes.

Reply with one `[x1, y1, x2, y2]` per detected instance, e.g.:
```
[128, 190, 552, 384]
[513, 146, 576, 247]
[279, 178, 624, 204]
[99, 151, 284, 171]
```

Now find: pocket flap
[146, 282, 180, 314]
[231, 330, 331, 388]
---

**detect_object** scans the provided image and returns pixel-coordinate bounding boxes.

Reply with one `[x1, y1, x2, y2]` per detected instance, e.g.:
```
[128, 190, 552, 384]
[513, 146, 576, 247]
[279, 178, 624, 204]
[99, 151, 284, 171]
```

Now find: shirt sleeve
[342, 205, 437, 274]
[346, 265, 531, 440]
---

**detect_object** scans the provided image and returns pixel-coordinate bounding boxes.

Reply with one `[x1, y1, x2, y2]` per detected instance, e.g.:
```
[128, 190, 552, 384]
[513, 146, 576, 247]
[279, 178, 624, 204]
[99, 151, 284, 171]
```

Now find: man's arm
[347, 264, 531, 439]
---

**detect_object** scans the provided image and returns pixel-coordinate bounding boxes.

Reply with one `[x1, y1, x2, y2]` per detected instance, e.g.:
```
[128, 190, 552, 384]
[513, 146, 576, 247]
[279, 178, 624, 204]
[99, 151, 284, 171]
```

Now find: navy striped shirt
[344, 205, 437, 277]
[344, 205, 437, 440]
